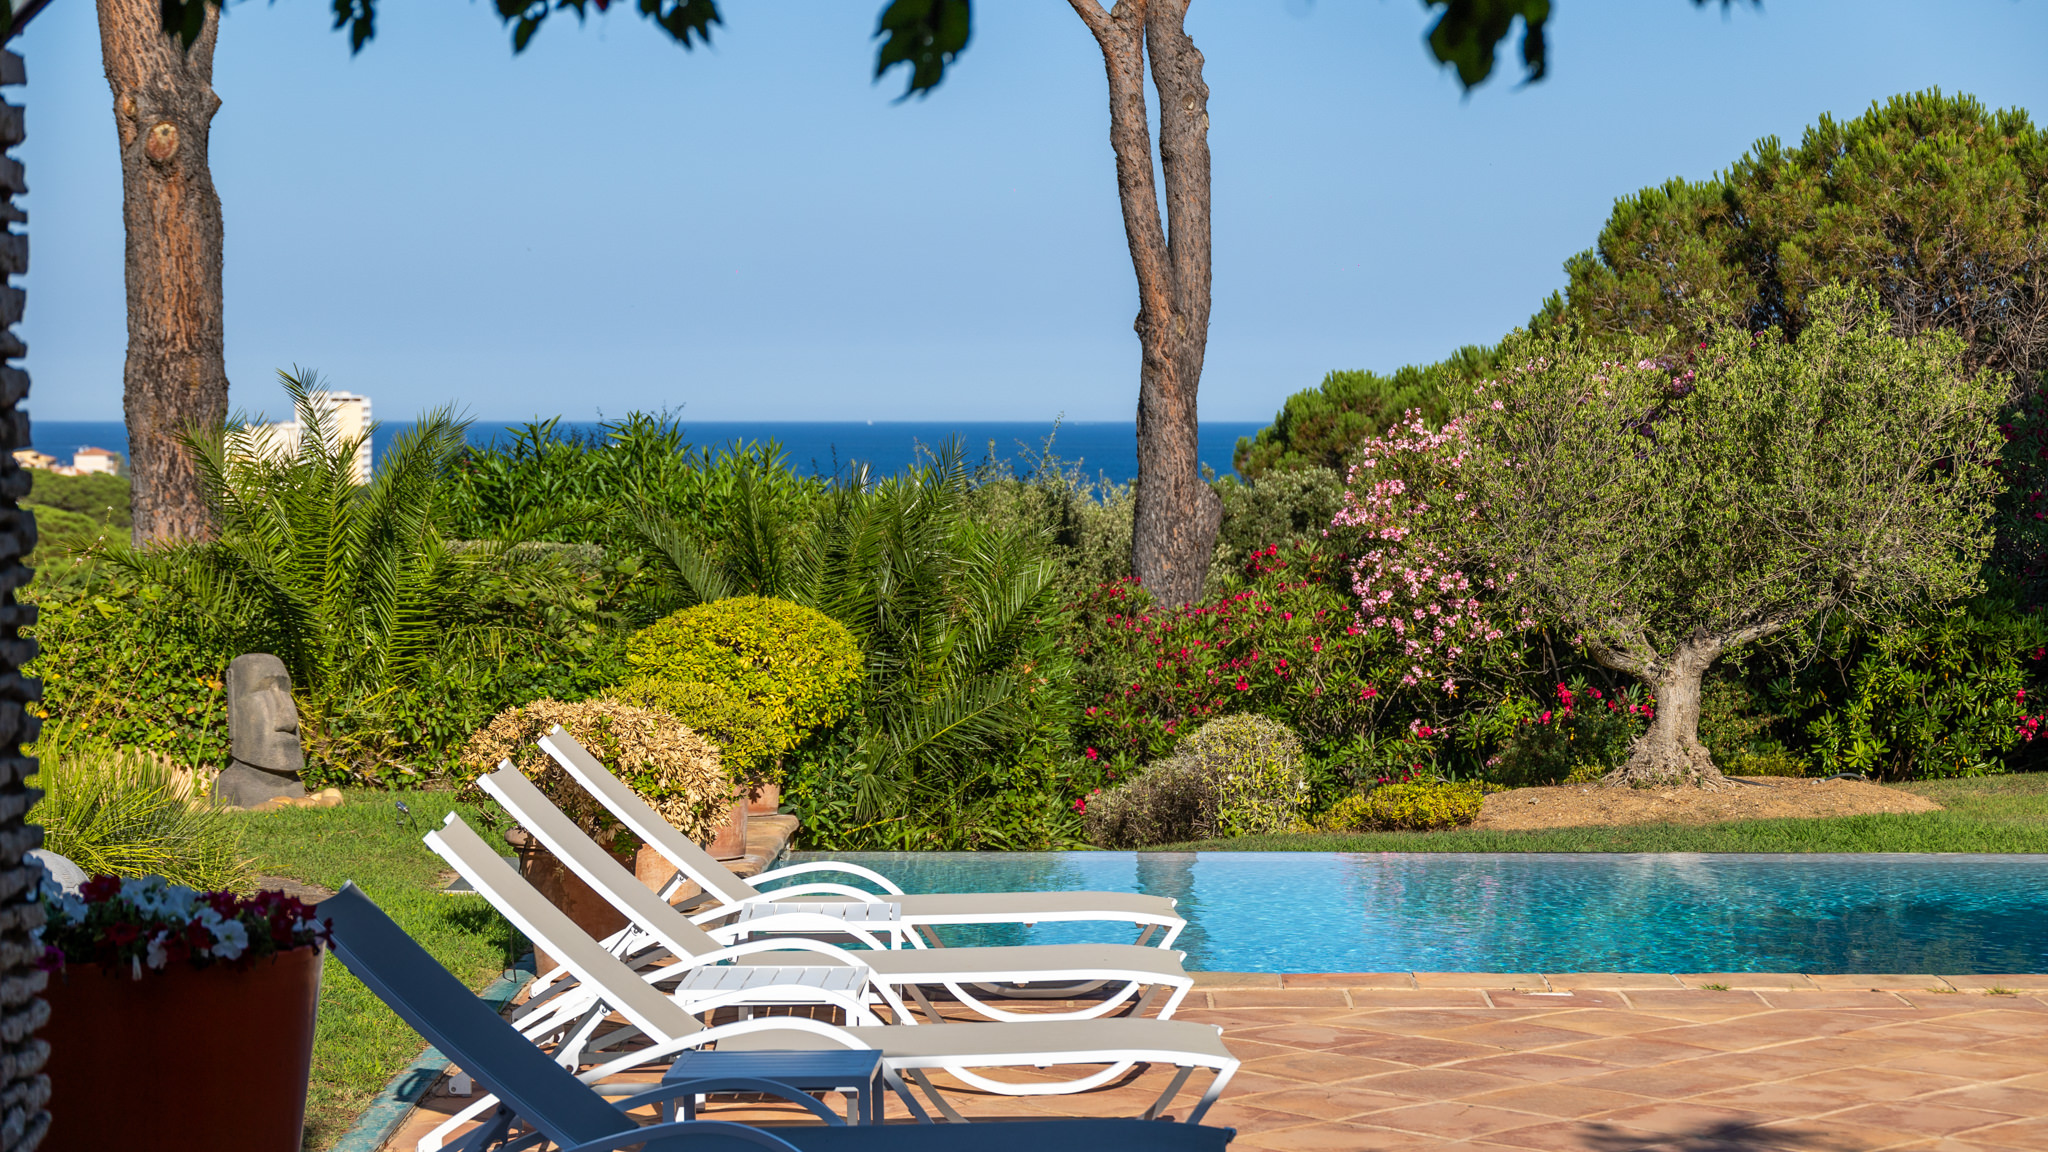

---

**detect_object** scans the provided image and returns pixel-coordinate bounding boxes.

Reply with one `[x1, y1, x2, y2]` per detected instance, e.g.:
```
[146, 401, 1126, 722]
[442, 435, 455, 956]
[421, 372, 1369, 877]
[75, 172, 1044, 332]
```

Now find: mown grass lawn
[1164, 773, 2048, 852]
[231, 789, 519, 1151]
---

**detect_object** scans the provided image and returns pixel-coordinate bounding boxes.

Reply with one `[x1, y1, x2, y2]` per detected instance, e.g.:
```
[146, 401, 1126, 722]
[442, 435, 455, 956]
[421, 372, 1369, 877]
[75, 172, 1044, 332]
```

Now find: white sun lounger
[318, 883, 1239, 1152]
[475, 763, 1194, 1026]
[538, 727, 1185, 949]
[423, 815, 1236, 1139]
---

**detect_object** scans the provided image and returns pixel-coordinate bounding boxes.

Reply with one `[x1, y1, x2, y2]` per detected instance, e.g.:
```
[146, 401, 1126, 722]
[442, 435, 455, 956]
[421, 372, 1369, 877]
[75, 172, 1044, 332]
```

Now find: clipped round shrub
[1083, 714, 1309, 848]
[623, 597, 862, 754]
[459, 698, 733, 847]
[1322, 780, 1483, 832]
[610, 677, 784, 786]
[1179, 714, 1310, 838]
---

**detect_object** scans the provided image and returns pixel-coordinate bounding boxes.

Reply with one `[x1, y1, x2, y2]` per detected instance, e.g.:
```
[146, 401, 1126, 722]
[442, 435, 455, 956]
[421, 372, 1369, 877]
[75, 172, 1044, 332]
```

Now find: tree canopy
[1233, 347, 1497, 479]
[1338, 285, 2006, 784]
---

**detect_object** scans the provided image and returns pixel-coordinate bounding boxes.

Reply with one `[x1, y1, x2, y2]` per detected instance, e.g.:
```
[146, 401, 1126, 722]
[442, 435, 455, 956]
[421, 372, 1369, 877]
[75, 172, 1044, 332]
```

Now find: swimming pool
[773, 852, 2048, 974]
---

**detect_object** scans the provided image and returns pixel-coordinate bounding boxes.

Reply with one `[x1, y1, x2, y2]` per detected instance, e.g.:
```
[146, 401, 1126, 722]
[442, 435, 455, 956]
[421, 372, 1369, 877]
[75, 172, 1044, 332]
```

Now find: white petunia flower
[209, 919, 249, 961]
[146, 932, 171, 970]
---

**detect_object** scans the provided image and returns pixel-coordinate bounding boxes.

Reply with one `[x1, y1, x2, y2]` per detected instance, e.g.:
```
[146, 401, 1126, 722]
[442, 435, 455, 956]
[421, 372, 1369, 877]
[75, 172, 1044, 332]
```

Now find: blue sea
[26, 420, 1264, 486]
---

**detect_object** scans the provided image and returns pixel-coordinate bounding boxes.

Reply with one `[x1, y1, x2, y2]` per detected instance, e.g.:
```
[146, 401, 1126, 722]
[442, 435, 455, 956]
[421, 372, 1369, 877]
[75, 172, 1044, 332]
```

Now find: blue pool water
[774, 852, 2048, 974]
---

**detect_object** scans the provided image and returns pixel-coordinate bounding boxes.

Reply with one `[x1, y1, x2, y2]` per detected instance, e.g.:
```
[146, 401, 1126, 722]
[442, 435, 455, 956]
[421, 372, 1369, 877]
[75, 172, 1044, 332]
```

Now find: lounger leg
[1141, 1066, 1194, 1121]
[1184, 1065, 1232, 1126]
[906, 1068, 968, 1123]
[905, 983, 948, 1024]
[882, 1068, 934, 1124]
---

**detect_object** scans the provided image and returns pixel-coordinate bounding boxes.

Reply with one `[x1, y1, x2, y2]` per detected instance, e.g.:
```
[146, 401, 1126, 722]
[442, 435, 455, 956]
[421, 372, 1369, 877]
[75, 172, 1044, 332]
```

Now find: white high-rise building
[239, 391, 374, 485]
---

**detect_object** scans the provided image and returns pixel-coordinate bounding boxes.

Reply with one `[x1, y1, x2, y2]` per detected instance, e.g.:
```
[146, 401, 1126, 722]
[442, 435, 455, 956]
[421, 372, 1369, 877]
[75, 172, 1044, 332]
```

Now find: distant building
[237, 391, 374, 485]
[71, 447, 121, 476]
[10, 449, 60, 474]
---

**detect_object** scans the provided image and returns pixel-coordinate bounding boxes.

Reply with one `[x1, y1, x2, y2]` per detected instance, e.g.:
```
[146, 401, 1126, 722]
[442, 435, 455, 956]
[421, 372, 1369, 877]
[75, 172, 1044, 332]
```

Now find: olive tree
[1376, 286, 2006, 786]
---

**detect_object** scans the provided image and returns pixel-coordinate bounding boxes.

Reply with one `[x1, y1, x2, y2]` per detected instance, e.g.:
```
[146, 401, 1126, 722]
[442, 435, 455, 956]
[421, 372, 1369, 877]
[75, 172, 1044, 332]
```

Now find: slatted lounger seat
[316, 883, 1237, 1152]
[421, 814, 1236, 1144]
[539, 727, 1185, 949]
[473, 764, 1194, 1027]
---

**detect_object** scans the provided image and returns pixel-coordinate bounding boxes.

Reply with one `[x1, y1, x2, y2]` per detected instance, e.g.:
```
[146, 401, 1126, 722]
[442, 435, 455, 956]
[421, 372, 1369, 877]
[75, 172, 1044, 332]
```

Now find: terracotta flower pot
[511, 828, 634, 974]
[705, 797, 749, 861]
[745, 781, 781, 817]
[41, 945, 322, 1152]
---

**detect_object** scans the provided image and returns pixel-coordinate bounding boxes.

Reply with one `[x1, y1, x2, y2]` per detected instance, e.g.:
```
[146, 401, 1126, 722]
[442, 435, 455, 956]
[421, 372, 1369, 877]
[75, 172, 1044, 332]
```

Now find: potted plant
[36, 874, 329, 1152]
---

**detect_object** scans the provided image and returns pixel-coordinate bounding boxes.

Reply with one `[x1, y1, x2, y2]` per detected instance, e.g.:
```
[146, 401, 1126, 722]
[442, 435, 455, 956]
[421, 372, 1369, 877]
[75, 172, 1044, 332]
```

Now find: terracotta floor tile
[1571, 1064, 1759, 1099]
[1623, 989, 1772, 1010]
[1750, 1117, 1919, 1151]
[1678, 973, 1816, 991]
[1968, 1116, 2048, 1147]
[1588, 1099, 1775, 1134]
[1757, 1034, 1929, 1064]
[1367, 1101, 1551, 1138]
[1471, 1118, 1667, 1151]
[1448, 1051, 1615, 1083]
[1246, 1121, 1445, 1152]
[1488, 990, 1629, 1009]
[1188, 1099, 1328, 1134]
[1879, 1048, 2046, 1081]
[1433, 1020, 1606, 1050]
[1544, 973, 1687, 990]
[1244, 1050, 1408, 1083]
[1678, 1049, 1843, 1083]
[1807, 974, 1940, 991]
[1462, 1082, 1656, 1119]
[1827, 1101, 2025, 1137]
[1761, 990, 1919, 1009]
[1939, 974, 2048, 991]
[1773, 1064, 1973, 1098]
[1335, 988, 1493, 1008]
[1354, 1066, 1527, 1101]
[1623, 1022, 1784, 1052]
[1232, 1082, 1428, 1121]
[1339, 1008, 1522, 1032]
[1175, 1007, 1341, 1029]
[1210, 988, 1354, 1009]
[1918, 1083, 2048, 1117]
[1214, 1038, 1303, 1063]
[1231, 1022, 1396, 1050]
[1412, 973, 1550, 989]
[1546, 1035, 1722, 1067]
[1689, 1076, 1888, 1117]
[1280, 972, 1413, 988]
[1214, 1068, 1323, 1097]
[1330, 1034, 1506, 1066]
[1539, 1010, 1703, 1038]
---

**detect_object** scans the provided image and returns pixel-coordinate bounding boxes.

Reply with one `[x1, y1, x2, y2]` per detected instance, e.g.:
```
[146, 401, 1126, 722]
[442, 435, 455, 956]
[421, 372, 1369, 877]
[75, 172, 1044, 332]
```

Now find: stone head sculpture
[219, 653, 306, 806]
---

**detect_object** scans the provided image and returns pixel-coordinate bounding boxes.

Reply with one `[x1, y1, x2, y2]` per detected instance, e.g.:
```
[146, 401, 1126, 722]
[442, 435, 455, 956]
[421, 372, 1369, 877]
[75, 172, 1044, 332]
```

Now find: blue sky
[20, 0, 2048, 424]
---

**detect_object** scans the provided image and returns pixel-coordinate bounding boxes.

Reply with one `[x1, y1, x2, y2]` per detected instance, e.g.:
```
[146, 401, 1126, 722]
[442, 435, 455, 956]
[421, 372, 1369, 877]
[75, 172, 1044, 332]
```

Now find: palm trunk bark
[99, 0, 227, 546]
[1069, 0, 1221, 607]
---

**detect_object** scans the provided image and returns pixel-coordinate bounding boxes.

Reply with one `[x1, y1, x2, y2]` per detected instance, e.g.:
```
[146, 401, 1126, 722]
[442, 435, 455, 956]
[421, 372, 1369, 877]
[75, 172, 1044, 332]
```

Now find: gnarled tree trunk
[1069, 0, 1221, 607]
[1590, 638, 1728, 788]
[99, 0, 227, 546]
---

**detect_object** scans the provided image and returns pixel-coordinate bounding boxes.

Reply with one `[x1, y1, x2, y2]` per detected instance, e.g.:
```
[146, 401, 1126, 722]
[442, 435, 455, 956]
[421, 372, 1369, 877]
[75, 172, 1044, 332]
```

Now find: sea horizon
[25, 418, 1267, 486]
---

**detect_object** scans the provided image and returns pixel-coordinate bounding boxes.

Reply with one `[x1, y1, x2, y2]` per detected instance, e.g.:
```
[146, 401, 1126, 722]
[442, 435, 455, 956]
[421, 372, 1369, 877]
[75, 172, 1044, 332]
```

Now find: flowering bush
[38, 874, 328, 976]
[1486, 680, 1654, 787]
[1327, 412, 1524, 694]
[1070, 542, 1407, 762]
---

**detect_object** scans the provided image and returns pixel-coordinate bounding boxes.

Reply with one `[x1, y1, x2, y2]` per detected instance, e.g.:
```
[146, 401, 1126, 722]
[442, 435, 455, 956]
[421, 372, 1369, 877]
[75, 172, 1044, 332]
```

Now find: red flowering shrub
[1486, 679, 1654, 787]
[1070, 542, 1407, 762]
[38, 874, 329, 975]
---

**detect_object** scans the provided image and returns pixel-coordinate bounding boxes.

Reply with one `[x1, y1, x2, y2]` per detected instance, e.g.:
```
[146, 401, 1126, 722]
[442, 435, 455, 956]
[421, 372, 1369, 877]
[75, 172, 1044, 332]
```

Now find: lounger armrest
[752, 861, 905, 895]
[687, 937, 875, 971]
[560, 1118, 803, 1152]
[697, 913, 894, 952]
[749, 882, 895, 903]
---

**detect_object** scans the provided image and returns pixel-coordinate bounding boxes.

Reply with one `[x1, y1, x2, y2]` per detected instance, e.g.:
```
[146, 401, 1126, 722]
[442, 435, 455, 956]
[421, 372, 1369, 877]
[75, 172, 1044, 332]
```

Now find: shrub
[623, 596, 861, 754]
[1083, 714, 1309, 847]
[610, 676, 784, 786]
[458, 699, 733, 848]
[31, 724, 250, 892]
[1321, 780, 1484, 832]
[1486, 681, 1653, 787]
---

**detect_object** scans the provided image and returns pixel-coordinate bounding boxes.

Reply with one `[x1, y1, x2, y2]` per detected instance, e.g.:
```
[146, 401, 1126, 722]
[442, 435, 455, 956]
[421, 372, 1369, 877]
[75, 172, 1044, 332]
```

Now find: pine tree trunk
[98, 0, 227, 546]
[1070, 0, 1221, 607]
[0, 46, 51, 1152]
[1607, 641, 1727, 788]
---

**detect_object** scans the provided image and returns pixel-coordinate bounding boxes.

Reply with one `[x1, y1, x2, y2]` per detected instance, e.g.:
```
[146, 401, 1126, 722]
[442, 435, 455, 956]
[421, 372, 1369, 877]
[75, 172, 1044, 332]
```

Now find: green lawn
[232, 789, 519, 1150]
[1161, 774, 2048, 853]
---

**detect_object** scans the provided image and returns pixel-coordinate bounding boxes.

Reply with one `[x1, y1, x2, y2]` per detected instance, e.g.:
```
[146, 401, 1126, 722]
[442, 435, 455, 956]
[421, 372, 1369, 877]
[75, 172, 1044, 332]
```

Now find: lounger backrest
[427, 814, 707, 1043]
[481, 762, 725, 962]
[540, 726, 762, 907]
[317, 883, 637, 1148]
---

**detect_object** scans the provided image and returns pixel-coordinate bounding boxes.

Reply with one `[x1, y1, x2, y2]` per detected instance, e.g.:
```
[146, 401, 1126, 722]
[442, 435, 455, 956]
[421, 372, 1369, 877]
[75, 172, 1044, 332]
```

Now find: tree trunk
[1603, 640, 1727, 788]
[99, 0, 227, 546]
[1069, 0, 1221, 607]
[0, 46, 51, 1152]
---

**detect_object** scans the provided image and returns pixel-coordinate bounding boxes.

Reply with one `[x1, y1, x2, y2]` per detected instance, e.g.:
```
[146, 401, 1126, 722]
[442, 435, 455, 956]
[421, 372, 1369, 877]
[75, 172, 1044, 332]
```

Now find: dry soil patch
[1474, 777, 1940, 831]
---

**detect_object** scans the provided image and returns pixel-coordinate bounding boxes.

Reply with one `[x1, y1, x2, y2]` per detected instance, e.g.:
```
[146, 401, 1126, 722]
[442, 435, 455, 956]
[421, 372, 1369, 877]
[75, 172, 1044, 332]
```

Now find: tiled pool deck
[384, 972, 2048, 1151]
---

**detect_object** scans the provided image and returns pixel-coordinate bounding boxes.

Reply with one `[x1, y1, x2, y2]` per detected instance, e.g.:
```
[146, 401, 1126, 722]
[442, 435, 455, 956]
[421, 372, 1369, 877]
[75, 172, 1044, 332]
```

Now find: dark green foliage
[24, 471, 130, 527]
[1552, 91, 2048, 388]
[874, 0, 971, 99]
[1234, 350, 1495, 479]
[1485, 681, 1652, 787]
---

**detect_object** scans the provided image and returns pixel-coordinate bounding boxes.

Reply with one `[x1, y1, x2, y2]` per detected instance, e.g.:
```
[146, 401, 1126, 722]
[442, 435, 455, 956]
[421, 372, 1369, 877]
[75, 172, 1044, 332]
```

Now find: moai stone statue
[216, 653, 308, 807]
